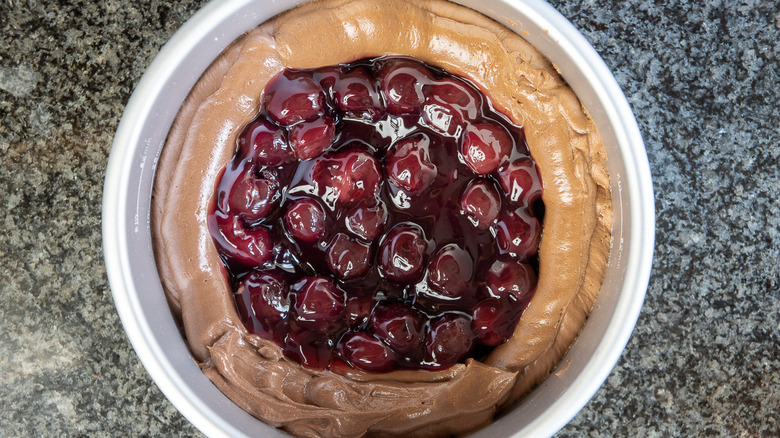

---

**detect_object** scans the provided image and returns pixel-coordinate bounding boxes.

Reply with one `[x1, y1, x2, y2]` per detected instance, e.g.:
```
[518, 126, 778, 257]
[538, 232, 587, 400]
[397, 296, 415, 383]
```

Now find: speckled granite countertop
[1, 0, 778, 436]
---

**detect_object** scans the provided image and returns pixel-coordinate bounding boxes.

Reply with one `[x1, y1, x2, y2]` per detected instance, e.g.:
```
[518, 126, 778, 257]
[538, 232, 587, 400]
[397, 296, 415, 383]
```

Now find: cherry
[384, 133, 438, 194]
[369, 302, 425, 354]
[424, 313, 475, 368]
[460, 178, 501, 230]
[377, 58, 434, 115]
[212, 213, 274, 267]
[497, 157, 543, 206]
[346, 202, 386, 241]
[327, 233, 372, 280]
[263, 70, 327, 125]
[378, 223, 428, 283]
[333, 66, 385, 121]
[494, 207, 541, 260]
[227, 168, 280, 223]
[422, 77, 481, 135]
[284, 197, 326, 243]
[312, 65, 343, 96]
[284, 329, 333, 370]
[485, 258, 537, 301]
[426, 244, 474, 299]
[237, 116, 293, 166]
[460, 121, 512, 175]
[311, 149, 382, 206]
[346, 294, 374, 328]
[339, 150, 383, 204]
[291, 277, 346, 333]
[246, 271, 289, 324]
[338, 332, 397, 372]
[471, 298, 517, 346]
[289, 115, 336, 160]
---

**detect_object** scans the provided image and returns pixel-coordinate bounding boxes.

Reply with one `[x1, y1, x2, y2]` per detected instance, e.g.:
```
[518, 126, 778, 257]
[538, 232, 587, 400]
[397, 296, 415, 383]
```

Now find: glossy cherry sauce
[208, 56, 543, 372]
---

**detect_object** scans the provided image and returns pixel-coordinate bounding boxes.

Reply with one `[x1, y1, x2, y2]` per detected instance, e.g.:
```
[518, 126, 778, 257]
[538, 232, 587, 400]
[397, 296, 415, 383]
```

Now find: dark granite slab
[1, 0, 777, 436]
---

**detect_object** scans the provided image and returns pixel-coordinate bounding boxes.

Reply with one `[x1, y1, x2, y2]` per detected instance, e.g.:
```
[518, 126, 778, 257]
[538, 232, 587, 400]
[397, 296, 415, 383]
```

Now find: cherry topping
[460, 178, 501, 230]
[211, 56, 544, 373]
[327, 233, 372, 280]
[289, 115, 336, 160]
[378, 223, 429, 283]
[377, 58, 433, 115]
[237, 117, 293, 166]
[346, 202, 386, 241]
[495, 207, 541, 260]
[338, 332, 397, 372]
[284, 198, 326, 243]
[291, 277, 346, 334]
[497, 157, 543, 206]
[333, 67, 385, 121]
[460, 122, 512, 175]
[485, 258, 537, 301]
[426, 244, 474, 299]
[424, 313, 475, 368]
[369, 302, 425, 354]
[385, 133, 438, 194]
[263, 70, 327, 125]
[227, 169, 280, 224]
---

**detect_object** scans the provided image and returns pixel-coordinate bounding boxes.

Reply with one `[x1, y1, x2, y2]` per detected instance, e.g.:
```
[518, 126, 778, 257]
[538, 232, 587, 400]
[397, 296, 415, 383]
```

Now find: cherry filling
[208, 56, 544, 372]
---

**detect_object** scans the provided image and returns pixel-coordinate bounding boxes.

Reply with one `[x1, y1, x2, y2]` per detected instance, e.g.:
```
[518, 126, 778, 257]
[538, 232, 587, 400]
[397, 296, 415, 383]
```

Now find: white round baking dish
[102, 0, 654, 436]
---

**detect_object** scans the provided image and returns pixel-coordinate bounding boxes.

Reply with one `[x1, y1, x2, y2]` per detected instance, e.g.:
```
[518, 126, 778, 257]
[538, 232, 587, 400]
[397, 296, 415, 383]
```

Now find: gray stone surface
[0, 0, 777, 436]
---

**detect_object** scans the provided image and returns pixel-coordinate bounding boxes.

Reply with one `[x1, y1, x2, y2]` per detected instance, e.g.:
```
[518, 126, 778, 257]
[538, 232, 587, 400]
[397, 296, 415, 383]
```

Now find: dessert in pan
[152, 0, 612, 436]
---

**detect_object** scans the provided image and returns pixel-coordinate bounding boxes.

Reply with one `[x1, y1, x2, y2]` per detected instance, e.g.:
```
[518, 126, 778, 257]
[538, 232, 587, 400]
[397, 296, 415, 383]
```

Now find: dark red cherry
[339, 149, 383, 204]
[495, 207, 541, 260]
[212, 213, 273, 267]
[246, 272, 289, 324]
[346, 294, 374, 328]
[333, 67, 384, 121]
[312, 149, 382, 206]
[424, 313, 475, 368]
[485, 258, 537, 301]
[289, 116, 336, 160]
[312, 65, 343, 96]
[460, 178, 501, 230]
[377, 58, 434, 115]
[283, 329, 332, 370]
[338, 332, 397, 372]
[346, 202, 386, 241]
[472, 298, 517, 346]
[426, 244, 473, 299]
[227, 169, 280, 223]
[385, 134, 438, 194]
[378, 223, 428, 283]
[422, 78, 481, 135]
[369, 302, 425, 354]
[425, 78, 481, 120]
[460, 122, 512, 175]
[237, 117, 293, 166]
[497, 157, 543, 206]
[327, 233, 372, 280]
[291, 277, 346, 333]
[284, 198, 326, 243]
[263, 70, 327, 126]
